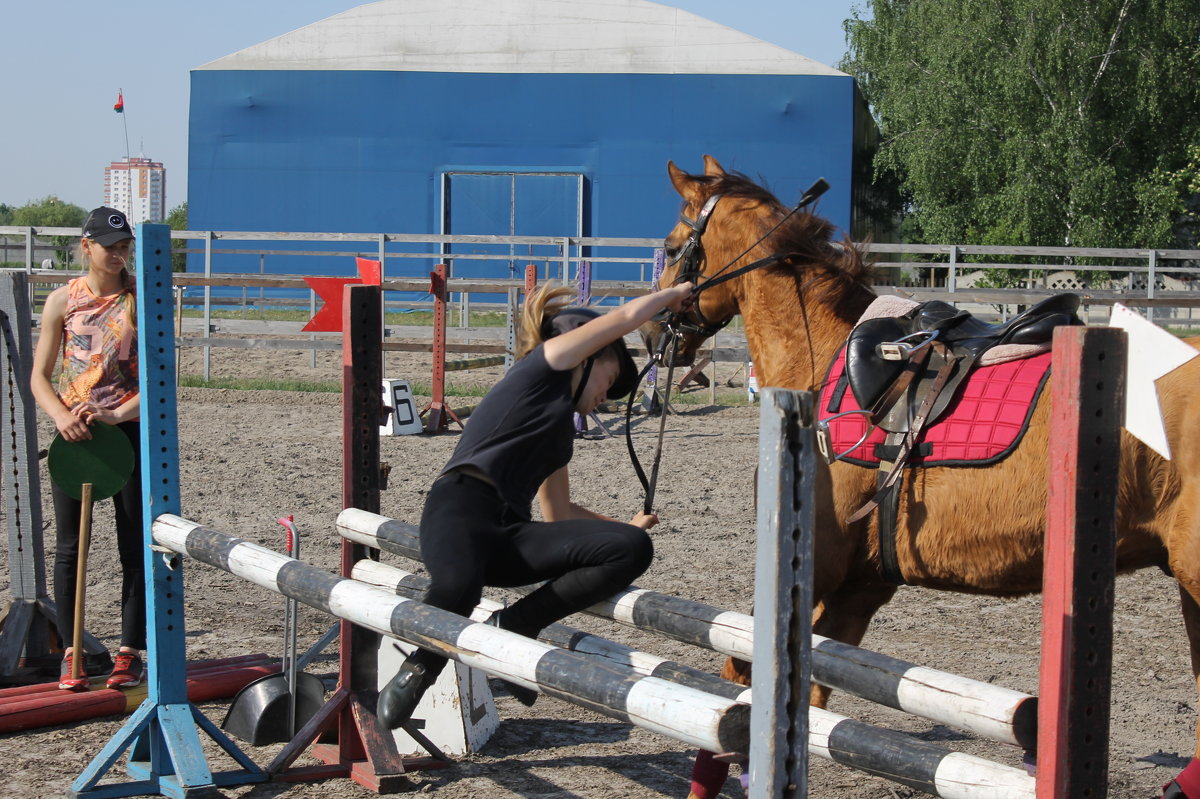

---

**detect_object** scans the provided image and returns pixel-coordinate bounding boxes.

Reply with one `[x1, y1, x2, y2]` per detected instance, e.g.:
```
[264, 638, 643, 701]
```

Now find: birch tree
[842, 0, 1200, 249]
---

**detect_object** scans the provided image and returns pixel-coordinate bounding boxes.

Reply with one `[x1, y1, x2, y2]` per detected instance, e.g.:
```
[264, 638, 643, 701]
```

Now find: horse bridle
[627, 177, 832, 515]
[665, 192, 732, 338]
[663, 178, 832, 339]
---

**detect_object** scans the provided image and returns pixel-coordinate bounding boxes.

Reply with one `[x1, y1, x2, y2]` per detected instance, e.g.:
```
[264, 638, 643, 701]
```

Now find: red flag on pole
[114, 91, 124, 113]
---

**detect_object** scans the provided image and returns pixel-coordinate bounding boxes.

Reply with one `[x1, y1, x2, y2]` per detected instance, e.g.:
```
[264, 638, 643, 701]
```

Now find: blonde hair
[77, 238, 137, 327]
[516, 282, 576, 359]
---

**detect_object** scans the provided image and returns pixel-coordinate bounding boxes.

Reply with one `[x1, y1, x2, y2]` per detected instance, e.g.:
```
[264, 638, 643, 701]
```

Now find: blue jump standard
[69, 223, 266, 799]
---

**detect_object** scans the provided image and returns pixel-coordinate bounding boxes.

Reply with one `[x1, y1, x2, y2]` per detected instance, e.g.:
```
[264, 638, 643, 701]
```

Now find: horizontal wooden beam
[152, 514, 751, 756]
[338, 509, 1037, 749]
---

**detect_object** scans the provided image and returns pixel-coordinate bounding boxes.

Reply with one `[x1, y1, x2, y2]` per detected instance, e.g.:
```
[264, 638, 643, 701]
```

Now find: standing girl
[31, 206, 144, 691]
[379, 280, 694, 728]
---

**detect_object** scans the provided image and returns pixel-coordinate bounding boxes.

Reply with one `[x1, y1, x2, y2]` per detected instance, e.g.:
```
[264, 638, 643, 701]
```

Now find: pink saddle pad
[818, 347, 1052, 466]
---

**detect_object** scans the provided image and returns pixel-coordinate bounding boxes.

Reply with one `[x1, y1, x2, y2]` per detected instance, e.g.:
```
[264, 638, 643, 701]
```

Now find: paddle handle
[71, 483, 94, 679]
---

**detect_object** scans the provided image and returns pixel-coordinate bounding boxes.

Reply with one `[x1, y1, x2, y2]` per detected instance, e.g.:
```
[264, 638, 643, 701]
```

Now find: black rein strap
[624, 328, 678, 515]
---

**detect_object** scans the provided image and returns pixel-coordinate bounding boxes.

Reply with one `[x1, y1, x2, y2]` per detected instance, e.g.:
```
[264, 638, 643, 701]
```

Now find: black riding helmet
[543, 307, 640, 401]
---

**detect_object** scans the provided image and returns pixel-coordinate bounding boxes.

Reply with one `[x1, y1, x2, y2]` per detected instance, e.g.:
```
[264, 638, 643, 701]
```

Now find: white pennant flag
[1108, 303, 1199, 460]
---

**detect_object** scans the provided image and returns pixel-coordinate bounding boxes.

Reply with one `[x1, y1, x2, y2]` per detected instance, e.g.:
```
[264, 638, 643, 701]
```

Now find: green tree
[0, 204, 13, 226]
[9, 197, 89, 267]
[842, 0, 1200, 251]
[167, 202, 188, 272]
[10, 196, 87, 228]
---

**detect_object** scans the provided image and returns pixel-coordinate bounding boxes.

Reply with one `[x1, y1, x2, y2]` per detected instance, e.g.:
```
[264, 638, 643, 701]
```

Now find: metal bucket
[221, 670, 326, 745]
[220, 516, 332, 745]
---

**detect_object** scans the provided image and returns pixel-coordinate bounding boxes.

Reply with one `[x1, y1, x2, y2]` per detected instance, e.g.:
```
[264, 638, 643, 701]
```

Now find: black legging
[52, 420, 146, 651]
[408, 469, 653, 676]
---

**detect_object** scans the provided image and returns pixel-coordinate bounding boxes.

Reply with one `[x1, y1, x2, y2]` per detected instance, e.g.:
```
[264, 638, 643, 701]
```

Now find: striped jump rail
[352, 559, 1035, 799]
[150, 513, 749, 756]
[337, 508, 1036, 750]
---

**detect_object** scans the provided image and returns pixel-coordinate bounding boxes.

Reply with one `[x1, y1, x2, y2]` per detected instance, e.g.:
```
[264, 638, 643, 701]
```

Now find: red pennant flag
[114, 91, 124, 113]
[301, 277, 360, 332]
[300, 258, 383, 332]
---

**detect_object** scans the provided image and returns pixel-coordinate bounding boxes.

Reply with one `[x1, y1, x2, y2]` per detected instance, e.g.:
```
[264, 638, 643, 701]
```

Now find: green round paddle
[47, 422, 135, 501]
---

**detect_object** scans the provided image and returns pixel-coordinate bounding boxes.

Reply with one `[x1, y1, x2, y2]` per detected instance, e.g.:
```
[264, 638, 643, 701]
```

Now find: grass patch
[180, 308, 510, 327]
[177, 375, 497, 397]
[178, 375, 342, 393]
[674, 390, 753, 406]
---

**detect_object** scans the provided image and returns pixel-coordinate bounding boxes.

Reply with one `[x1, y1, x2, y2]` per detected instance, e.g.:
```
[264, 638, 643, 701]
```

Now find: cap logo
[108, 214, 124, 228]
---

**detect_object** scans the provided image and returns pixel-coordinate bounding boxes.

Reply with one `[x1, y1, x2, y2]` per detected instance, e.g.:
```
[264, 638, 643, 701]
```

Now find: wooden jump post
[71, 223, 268, 799]
[1037, 325, 1123, 798]
[749, 388, 814, 798]
[262, 282, 434, 791]
[422, 263, 523, 432]
[0, 271, 75, 676]
[421, 264, 459, 433]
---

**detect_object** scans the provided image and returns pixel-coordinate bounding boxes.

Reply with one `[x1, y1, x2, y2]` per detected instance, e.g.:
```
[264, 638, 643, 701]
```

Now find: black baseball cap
[546, 307, 641, 400]
[82, 206, 134, 246]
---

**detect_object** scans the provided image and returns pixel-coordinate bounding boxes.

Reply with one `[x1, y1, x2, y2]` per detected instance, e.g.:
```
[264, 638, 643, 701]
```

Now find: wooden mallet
[47, 421, 134, 686]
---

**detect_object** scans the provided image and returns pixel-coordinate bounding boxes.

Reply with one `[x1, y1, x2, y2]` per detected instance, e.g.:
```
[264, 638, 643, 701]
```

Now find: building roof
[196, 0, 845, 76]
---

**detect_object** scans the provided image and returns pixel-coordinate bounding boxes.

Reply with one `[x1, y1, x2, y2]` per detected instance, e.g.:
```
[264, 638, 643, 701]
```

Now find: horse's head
[641, 155, 778, 366]
[642, 156, 872, 378]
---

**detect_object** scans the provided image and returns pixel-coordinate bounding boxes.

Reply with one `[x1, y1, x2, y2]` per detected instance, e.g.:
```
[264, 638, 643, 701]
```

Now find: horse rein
[623, 321, 682, 515]
[625, 177, 831, 516]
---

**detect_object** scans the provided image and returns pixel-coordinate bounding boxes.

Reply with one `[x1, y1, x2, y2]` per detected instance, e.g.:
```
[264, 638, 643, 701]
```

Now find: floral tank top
[57, 275, 138, 411]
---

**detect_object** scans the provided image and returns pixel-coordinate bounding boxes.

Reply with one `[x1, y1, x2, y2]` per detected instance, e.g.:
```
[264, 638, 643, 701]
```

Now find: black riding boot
[378, 657, 435, 729]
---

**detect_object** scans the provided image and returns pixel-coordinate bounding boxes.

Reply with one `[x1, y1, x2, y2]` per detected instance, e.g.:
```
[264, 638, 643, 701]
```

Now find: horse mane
[696, 170, 875, 313]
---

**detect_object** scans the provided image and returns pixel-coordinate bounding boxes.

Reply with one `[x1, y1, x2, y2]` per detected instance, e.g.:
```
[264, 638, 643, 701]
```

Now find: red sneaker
[58, 652, 89, 692]
[106, 652, 143, 689]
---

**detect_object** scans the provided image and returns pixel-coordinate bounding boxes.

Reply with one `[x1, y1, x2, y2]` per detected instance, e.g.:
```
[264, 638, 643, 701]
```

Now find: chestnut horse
[650, 156, 1200, 799]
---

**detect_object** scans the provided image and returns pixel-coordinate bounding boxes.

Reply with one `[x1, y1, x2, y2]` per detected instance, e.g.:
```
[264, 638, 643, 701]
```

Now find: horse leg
[1158, 586, 1200, 798]
[687, 657, 751, 799]
[687, 586, 886, 799]
[809, 578, 897, 708]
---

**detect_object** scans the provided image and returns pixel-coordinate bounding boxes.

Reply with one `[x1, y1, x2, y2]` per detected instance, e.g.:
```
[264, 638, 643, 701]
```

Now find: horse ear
[702, 155, 725, 177]
[668, 160, 701, 201]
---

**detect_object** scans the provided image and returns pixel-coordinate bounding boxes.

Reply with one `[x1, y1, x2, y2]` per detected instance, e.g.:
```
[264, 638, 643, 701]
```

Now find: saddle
[843, 293, 1082, 436]
[825, 293, 1083, 581]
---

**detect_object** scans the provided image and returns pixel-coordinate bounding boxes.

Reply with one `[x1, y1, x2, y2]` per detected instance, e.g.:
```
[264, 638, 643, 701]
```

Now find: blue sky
[0, 1, 864, 211]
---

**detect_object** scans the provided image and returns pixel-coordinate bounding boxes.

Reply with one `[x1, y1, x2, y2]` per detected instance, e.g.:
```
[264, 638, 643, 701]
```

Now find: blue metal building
[188, 0, 872, 281]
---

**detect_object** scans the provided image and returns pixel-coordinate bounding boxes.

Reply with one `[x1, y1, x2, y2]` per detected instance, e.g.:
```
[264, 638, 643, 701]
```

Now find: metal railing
[6, 227, 1199, 382]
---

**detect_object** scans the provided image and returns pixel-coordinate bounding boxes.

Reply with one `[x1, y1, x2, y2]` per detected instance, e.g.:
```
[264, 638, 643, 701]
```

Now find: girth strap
[875, 451, 907, 586]
[847, 340, 961, 524]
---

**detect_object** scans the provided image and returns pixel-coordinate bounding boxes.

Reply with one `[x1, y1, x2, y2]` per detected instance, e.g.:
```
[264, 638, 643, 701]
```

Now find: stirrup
[875, 329, 938, 361]
[817, 409, 875, 463]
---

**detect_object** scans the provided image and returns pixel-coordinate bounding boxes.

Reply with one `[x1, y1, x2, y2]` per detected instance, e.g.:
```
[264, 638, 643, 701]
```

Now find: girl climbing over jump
[378, 280, 694, 728]
[31, 206, 144, 691]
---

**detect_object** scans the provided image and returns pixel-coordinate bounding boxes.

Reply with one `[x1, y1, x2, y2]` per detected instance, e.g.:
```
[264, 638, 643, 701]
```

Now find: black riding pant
[409, 470, 653, 676]
[52, 420, 146, 651]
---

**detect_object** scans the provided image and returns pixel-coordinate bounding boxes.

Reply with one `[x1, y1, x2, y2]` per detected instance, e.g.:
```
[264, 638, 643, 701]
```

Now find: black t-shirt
[441, 345, 575, 519]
